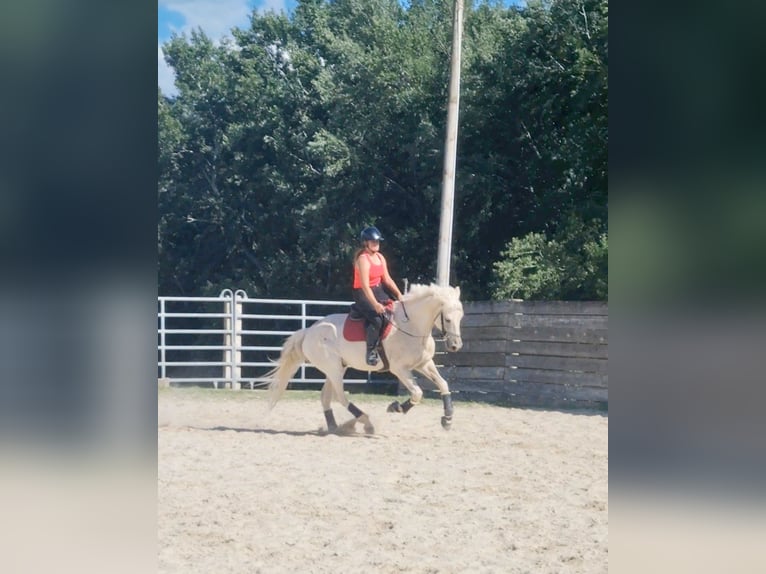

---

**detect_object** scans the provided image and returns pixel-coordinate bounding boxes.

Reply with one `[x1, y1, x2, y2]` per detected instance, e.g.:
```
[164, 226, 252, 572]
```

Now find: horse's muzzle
[446, 335, 462, 352]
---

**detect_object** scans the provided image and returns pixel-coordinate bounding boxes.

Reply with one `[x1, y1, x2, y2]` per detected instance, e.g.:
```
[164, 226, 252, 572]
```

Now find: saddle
[342, 300, 394, 342]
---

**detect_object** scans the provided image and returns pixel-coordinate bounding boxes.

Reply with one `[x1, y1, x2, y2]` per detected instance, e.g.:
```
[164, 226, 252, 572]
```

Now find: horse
[266, 283, 464, 433]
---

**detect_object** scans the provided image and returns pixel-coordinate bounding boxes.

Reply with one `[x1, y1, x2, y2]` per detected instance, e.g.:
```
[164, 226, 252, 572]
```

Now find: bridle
[435, 309, 462, 342]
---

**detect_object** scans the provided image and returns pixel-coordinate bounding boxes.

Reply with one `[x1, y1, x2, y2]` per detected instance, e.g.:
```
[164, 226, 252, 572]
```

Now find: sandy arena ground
[158, 388, 608, 573]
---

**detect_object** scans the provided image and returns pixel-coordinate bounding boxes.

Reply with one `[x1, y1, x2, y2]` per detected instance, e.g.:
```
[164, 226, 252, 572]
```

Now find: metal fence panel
[157, 289, 373, 389]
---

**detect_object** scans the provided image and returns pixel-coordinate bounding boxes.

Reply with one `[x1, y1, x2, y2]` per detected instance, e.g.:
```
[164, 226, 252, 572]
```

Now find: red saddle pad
[342, 302, 394, 342]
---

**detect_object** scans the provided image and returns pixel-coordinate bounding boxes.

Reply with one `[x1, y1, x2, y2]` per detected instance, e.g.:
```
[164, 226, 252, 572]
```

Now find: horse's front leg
[416, 359, 454, 430]
[387, 367, 423, 415]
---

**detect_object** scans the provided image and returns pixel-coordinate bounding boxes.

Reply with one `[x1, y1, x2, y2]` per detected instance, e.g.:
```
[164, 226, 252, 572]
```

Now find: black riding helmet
[360, 226, 384, 242]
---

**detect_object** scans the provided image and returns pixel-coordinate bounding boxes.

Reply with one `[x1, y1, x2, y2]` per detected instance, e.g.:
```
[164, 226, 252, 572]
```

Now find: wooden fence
[435, 300, 608, 410]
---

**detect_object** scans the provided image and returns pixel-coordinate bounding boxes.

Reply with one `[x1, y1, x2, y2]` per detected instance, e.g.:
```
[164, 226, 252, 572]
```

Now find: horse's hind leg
[321, 380, 338, 431]
[315, 364, 374, 434]
[325, 375, 375, 434]
[346, 401, 375, 434]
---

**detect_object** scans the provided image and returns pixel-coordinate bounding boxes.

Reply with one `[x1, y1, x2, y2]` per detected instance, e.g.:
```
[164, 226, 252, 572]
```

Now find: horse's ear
[455, 286, 461, 298]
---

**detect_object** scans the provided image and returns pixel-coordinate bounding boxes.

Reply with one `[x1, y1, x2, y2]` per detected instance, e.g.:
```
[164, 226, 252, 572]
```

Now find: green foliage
[491, 215, 607, 301]
[158, 0, 608, 300]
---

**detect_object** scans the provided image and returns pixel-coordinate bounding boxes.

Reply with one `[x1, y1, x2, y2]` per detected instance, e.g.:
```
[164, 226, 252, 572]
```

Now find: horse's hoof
[338, 419, 358, 434]
[441, 416, 453, 430]
[387, 401, 403, 413]
[364, 424, 375, 435]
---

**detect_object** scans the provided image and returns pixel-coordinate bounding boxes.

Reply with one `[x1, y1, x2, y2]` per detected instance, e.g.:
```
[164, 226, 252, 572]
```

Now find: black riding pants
[352, 286, 390, 350]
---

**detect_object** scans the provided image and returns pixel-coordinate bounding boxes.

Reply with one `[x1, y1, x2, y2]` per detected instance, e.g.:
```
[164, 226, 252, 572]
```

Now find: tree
[491, 214, 607, 300]
[157, 0, 608, 301]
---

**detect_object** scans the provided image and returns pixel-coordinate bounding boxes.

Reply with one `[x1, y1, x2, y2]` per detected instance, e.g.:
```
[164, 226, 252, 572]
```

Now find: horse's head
[438, 286, 463, 352]
[403, 283, 464, 351]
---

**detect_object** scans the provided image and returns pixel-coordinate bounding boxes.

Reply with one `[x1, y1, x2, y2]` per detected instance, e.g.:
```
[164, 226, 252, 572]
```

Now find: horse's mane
[401, 283, 461, 304]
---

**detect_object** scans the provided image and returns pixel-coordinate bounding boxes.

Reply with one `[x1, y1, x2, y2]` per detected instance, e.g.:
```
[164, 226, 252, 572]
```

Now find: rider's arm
[380, 256, 404, 301]
[357, 255, 386, 314]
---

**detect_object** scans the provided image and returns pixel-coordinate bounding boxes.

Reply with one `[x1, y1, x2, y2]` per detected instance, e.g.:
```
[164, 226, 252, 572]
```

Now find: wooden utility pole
[436, 0, 464, 287]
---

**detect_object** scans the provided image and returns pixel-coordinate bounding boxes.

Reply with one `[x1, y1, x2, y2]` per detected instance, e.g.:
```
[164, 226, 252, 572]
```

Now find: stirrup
[366, 349, 379, 365]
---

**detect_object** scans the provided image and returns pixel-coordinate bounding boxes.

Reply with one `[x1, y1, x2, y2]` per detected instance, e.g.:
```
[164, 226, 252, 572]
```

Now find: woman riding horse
[352, 226, 404, 365]
[267, 282, 464, 432]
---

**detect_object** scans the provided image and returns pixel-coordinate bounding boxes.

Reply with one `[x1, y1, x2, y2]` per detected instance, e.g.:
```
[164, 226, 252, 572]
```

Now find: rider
[353, 226, 404, 365]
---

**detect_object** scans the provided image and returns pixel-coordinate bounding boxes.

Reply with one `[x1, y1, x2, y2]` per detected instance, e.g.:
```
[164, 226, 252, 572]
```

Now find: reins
[386, 312, 430, 339]
[399, 299, 410, 322]
[386, 305, 459, 341]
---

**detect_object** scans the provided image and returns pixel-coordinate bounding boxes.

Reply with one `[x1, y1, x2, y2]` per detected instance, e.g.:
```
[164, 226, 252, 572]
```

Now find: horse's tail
[266, 328, 308, 409]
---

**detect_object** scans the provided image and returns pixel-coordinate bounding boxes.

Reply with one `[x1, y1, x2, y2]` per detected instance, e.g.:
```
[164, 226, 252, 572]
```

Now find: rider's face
[366, 239, 380, 251]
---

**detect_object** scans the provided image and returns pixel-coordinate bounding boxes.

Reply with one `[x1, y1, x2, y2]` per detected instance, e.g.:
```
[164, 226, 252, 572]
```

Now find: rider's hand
[375, 302, 386, 314]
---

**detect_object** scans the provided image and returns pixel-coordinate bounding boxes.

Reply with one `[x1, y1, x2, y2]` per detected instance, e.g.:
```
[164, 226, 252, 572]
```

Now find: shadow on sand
[190, 425, 379, 439]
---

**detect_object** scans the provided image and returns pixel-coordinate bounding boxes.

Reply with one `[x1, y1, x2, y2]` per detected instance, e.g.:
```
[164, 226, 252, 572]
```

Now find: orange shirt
[353, 253, 384, 288]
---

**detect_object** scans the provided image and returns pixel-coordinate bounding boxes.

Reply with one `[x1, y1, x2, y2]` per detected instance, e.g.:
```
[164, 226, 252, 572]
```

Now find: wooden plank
[506, 367, 608, 387]
[506, 354, 608, 374]
[508, 325, 608, 344]
[502, 301, 608, 316]
[441, 352, 507, 367]
[462, 326, 509, 340]
[445, 380, 513, 394]
[508, 340, 608, 359]
[443, 380, 607, 409]
[463, 301, 517, 314]
[441, 366, 505, 381]
[501, 381, 608, 404]
[508, 314, 608, 329]
[460, 339, 508, 353]
[462, 313, 511, 328]
[458, 391, 607, 410]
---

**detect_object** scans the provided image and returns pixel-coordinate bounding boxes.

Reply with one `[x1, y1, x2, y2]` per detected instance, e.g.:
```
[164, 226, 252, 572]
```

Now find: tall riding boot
[365, 323, 380, 365]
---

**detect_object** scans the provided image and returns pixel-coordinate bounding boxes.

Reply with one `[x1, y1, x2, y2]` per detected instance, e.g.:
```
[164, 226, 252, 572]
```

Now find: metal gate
[157, 289, 373, 389]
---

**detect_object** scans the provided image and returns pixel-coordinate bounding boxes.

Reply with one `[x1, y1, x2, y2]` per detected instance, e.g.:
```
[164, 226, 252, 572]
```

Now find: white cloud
[259, 0, 289, 14]
[158, 45, 178, 97]
[158, 0, 290, 97]
[161, 0, 252, 41]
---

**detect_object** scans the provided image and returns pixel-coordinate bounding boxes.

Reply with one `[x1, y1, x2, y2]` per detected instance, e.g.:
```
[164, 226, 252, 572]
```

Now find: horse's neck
[401, 295, 442, 331]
